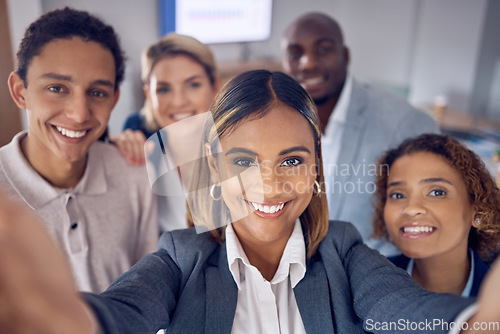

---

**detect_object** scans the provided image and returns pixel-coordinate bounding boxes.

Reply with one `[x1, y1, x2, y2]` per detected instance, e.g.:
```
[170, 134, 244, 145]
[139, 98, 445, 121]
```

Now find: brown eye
[388, 192, 405, 200]
[48, 86, 64, 93]
[429, 189, 446, 197]
[281, 157, 302, 167]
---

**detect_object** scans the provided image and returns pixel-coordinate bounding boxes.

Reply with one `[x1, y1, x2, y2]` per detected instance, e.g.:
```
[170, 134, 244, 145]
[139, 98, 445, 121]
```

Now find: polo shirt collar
[0, 131, 107, 210]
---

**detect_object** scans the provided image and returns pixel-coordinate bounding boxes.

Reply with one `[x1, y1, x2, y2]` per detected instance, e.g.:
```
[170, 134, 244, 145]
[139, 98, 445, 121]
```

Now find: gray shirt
[0, 132, 158, 293]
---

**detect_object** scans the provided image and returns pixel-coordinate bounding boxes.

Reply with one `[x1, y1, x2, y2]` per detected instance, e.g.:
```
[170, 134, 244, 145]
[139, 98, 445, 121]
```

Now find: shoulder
[123, 112, 143, 129]
[123, 112, 153, 138]
[89, 141, 149, 183]
[158, 227, 219, 270]
[388, 254, 410, 269]
[0, 132, 24, 157]
[353, 80, 437, 130]
[0, 132, 29, 184]
[320, 220, 365, 254]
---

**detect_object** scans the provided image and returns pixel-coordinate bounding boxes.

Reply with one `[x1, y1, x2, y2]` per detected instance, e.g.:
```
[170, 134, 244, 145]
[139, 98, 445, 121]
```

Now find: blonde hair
[140, 33, 217, 132]
[186, 70, 329, 259]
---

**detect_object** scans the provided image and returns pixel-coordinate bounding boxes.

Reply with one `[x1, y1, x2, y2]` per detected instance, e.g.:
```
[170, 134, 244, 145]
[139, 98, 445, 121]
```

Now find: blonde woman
[113, 33, 220, 233]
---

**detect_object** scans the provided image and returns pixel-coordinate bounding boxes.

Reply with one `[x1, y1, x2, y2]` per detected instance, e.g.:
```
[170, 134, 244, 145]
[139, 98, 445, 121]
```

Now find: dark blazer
[85, 221, 474, 334]
[389, 250, 489, 297]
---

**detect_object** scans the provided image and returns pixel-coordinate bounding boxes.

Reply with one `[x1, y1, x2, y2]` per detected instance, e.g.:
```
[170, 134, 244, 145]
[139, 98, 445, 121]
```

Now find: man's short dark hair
[15, 7, 125, 89]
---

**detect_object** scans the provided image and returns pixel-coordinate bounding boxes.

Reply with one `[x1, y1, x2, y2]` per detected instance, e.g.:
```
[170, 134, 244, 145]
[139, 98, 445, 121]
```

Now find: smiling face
[9, 37, 118, 166]
[383, 152, 475, 260]
[282, 16, 349, 105]
[145, 54, 217, 129]
[213, 104, 317, 251]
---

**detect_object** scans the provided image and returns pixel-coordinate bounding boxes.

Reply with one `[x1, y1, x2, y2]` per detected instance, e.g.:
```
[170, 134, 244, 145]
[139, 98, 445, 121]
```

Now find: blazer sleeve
[331, 221, 475, 333]
[83, 232, 182, 334]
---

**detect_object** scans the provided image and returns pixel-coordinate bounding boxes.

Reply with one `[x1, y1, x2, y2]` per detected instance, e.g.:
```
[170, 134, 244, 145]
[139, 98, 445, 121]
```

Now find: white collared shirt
[321, 73, 353, 167]
[226, 220, 307, 334]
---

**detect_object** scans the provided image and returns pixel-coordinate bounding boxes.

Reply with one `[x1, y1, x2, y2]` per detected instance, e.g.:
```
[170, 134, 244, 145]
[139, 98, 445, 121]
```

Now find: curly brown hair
[372, 134, 500, 262]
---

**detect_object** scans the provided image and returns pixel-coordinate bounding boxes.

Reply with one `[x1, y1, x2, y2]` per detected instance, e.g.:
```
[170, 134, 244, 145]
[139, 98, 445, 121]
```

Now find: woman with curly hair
[372, 133, 500, 297]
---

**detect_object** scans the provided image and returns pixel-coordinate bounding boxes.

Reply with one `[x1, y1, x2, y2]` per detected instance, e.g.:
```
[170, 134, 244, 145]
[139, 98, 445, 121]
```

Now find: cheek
[383, 204, 399, 232]
[282, 175, 314, 196]
[220, 178, 249, 222]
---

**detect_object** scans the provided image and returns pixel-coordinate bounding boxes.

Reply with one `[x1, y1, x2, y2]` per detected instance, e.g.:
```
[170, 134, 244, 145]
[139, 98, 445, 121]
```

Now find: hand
[462, 257, 500, 333]
[0, 191, 94, 334]
[111, 129, 149, 166]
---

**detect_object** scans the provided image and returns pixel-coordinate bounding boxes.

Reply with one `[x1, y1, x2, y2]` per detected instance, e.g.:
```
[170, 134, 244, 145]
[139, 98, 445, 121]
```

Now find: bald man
[282, 13, 439, 256]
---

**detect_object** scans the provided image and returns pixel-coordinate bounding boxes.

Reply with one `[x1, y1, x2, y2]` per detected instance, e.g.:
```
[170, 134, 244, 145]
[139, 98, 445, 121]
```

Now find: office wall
[6, 0, 492, 134]
[6, 0, 42, 131]
[0, 0, 22, 146]
[470, 0, 500, 122]
[408, 0, 487, 112]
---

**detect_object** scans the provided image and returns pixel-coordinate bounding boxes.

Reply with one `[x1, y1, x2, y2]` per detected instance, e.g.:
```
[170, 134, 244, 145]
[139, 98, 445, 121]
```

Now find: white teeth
[172, 113, 193, 121]
[56, 126, 86, 138]
[250, 202, 285, 214]
[403, 226, 435, 234]
[302, 77, 323, 85]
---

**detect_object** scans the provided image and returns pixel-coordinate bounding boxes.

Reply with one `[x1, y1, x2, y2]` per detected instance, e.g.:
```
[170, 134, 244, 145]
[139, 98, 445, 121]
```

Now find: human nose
[298, 52, 319, 71]
[400, 195, 427, 217]
[171, 88, 189, 108]
[251, 163, 283, 197]
[66, 92, 91, 123]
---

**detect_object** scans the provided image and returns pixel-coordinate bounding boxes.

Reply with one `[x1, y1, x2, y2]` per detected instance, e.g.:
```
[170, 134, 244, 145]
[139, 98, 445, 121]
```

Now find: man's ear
[8, 72, 27, 109]
[343, 46, 350, 67]
[112, 88, 120, 109]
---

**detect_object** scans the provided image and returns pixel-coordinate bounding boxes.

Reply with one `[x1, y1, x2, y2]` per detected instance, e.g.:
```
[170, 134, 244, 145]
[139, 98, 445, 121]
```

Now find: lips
[400, 225, 436, 239]
[246, 200, 289, 218]
[301, 76, 324, 86]
[403, 226, 435, 233]
[171, 112, 196, 121]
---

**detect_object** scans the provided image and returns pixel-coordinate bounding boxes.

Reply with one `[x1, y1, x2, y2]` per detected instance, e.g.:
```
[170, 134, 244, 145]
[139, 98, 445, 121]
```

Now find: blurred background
[2, 0, 500, 149]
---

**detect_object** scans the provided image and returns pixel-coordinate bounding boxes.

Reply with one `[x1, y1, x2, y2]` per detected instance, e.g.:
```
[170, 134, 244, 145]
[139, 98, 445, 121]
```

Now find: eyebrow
[387, 177, 453, 188]
[315, 37, 337, 45]
[40, 73, 114, 87]
[156, 75, 204, 86]
[225, 146, 311, 157]
[41, 73, 72, 81]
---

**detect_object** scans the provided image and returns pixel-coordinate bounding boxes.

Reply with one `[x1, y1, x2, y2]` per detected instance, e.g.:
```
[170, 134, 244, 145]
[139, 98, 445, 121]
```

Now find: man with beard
[281, 12, 439, 256]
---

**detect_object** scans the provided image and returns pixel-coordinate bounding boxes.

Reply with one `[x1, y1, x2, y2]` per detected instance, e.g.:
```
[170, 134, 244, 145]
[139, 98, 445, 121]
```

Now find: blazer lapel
[294, 256, 335, 334]
[205, 243, 238, 333]
[332, 79, 368, 217]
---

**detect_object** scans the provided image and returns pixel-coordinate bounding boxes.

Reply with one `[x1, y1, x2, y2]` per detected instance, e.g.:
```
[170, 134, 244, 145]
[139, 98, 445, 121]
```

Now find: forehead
[284, 18, 341, 47]
[389, 152, 461, 181]
[27, 37, 116, 82]
[151, 54, 207, 78]
[220, 104, 315, 153]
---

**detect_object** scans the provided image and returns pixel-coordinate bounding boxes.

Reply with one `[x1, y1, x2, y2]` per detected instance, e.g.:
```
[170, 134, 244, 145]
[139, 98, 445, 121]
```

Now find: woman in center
[185, 69, 328, 331]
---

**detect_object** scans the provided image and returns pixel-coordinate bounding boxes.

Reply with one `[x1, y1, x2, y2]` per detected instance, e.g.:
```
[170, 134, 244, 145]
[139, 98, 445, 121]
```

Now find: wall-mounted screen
[159, 0, 273, 44]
